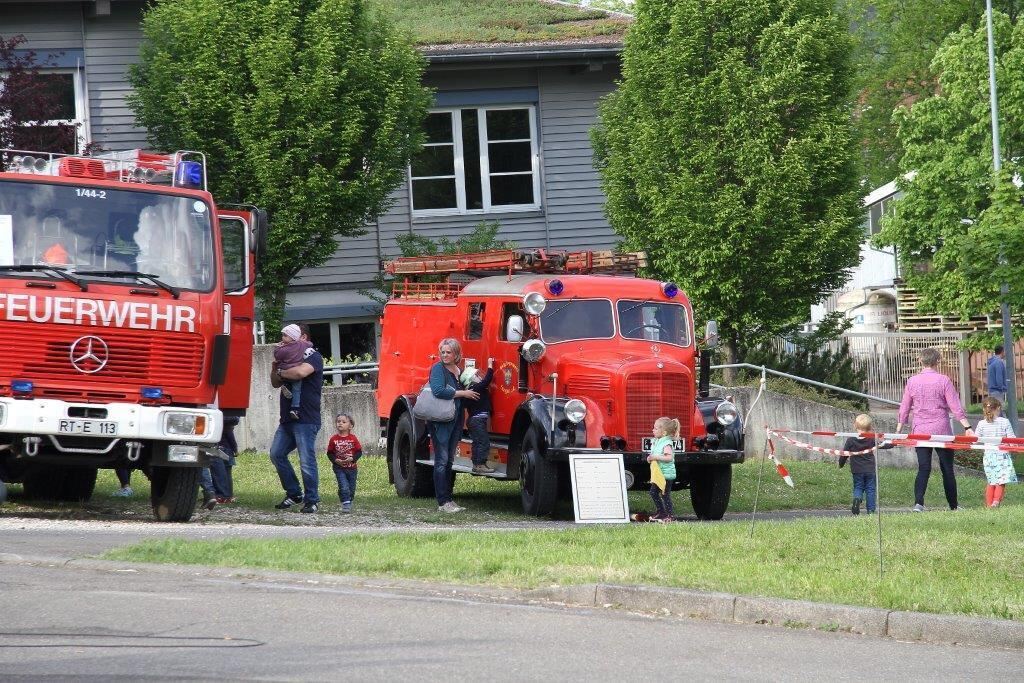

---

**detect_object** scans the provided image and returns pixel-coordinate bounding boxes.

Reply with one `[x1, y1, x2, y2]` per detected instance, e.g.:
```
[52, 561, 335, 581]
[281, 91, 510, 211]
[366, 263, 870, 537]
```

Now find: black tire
[518, 425, 558, 516]
[626, 467, 649, 491]
[22, 465, 65, 501]
[150, 466, 200, 522]
[60, 467, 97, 502]
[391, 412, 435, 498]
[689, 464, 732, 520]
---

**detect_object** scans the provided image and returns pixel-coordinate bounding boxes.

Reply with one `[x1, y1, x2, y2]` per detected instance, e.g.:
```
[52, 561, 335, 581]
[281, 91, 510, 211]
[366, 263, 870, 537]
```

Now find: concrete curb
[3, 554, 1021, 650]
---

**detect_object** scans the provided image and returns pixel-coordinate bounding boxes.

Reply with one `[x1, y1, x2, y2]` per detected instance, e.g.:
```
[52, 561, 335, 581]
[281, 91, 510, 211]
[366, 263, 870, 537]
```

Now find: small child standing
[327, 413, 362, 512]
[460, 358, 496, 475]
[975, 397, 1017, 508]
[647, 417, 679, 522]
[839, 414, 893, 515]
[275, 324, 312, 421]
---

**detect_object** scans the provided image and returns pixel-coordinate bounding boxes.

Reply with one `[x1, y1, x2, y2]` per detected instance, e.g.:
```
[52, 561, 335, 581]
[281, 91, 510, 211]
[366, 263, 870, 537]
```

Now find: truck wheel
[60, 467, 97, 502]
[519, 426, 557, 516]
[150, 466, 199, 522]
[689, 464, 732, 520]
[391, 413, 435, 498]
[22, 465, 65, 501]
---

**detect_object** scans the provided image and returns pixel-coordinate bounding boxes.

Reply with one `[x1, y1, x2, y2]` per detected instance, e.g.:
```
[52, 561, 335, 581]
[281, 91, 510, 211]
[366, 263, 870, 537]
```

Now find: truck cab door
[216, 210, 259, 414]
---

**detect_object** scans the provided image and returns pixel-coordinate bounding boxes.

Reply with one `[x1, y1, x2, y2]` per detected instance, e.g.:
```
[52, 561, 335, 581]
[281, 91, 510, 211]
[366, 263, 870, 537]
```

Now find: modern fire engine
[377, 249, 744, 518]
[0, 148, 265, 521]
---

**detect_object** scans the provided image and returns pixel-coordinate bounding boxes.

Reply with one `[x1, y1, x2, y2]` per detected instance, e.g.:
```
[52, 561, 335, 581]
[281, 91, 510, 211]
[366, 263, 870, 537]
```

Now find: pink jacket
[898, 368, 967, 436]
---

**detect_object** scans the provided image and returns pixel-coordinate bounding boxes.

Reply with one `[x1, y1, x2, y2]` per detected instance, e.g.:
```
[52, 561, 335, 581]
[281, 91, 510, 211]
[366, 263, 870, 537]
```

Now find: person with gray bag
[423, 337, 478, 513]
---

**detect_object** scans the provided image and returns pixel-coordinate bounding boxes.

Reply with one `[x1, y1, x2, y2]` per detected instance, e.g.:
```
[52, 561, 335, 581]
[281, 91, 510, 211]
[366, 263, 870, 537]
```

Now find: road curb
[4, 554, 1021, 649]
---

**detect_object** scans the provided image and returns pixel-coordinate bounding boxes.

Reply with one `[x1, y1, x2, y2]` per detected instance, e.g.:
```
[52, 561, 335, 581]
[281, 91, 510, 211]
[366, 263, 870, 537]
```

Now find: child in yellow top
[647, 416, 679, 522]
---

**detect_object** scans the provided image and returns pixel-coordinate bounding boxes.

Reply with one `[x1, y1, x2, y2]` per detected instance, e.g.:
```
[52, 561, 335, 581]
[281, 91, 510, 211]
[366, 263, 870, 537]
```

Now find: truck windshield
[617, 300, 691, 346]
[539, 299, 614, 343]
[0, 180, 214, 292]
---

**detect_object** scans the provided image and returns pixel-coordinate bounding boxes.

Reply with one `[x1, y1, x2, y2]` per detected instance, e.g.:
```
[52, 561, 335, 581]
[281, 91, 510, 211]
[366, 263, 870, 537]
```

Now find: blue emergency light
[662, 282, 679, 298]
[11, 380, 33, 393]
[546, 279, 564, 296]
[140, 387, 164, 400]
[174, 161, 204, 189]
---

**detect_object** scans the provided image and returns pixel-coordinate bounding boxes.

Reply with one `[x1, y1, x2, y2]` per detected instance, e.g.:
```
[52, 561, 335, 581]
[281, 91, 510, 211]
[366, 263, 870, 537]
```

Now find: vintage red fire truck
[0, 148, 264, 521]
[377, 249, 744, 518]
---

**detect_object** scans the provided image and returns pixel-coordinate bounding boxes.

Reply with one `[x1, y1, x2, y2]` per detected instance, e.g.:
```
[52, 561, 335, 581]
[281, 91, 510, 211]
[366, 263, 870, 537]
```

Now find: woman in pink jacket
[896, 347, 974, 512]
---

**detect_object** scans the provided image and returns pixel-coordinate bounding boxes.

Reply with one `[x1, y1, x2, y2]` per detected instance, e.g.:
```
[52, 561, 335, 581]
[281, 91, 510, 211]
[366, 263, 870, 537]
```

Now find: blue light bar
[662, 282, 679, 298]
[174, 160, 203, 188]
[546, 279, 564, 296]
[12, 380, 33, 393]
[140, 387, 164, 400]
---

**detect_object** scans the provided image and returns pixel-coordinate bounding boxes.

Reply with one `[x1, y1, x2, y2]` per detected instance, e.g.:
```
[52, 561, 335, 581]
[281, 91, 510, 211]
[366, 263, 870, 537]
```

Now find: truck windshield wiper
[543, 295, 579, 321]
[0, 264, 88, 291]
[620, 298, 653, 314]
[74, 269, 181, 299]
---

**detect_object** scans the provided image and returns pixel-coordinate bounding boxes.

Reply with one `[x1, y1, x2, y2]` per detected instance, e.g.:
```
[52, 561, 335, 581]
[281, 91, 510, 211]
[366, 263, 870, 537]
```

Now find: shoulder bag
[412, 382, 456, 422]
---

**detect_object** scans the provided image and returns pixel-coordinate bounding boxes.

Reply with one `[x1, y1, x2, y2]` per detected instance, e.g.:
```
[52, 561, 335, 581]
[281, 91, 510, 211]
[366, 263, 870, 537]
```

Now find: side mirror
[252, 208, 269, 257]
[506, 315, 524, 343]
[704, 320, 719, 349]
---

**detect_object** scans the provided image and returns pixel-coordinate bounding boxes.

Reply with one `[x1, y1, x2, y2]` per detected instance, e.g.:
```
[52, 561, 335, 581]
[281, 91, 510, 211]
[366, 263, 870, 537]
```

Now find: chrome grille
[625, 371, 692, 451]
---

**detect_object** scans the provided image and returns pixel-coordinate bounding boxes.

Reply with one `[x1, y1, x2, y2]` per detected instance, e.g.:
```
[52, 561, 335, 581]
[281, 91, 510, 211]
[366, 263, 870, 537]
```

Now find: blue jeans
[269, 422, 321, 504]
[467, 413, 490, 465]
[333, 466, 357, 504]
[209, 457, 233, 498]
[852, 472, 877, 512]
[430, 425, 459, 506]
[199, 467, 215, 496]
[288, 379, 303, 410]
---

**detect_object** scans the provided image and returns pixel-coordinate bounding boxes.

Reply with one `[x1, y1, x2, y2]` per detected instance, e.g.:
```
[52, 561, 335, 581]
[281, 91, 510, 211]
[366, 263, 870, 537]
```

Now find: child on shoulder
[839, 414, 893, 514]
[275, 324, 312, 421]
[646, 416, 679, 522]
[976, 397, 1017, 508]
[327, 413, 362, 512]
[461, 358, 496, 475]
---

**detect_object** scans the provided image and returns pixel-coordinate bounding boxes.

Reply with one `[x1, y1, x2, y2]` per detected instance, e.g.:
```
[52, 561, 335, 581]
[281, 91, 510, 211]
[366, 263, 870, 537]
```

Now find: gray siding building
[2, 1, 625, 362]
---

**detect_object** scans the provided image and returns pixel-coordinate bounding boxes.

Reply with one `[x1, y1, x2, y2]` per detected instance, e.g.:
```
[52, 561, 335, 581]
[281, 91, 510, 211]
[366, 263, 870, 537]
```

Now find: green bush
[739, 338, 868, 409]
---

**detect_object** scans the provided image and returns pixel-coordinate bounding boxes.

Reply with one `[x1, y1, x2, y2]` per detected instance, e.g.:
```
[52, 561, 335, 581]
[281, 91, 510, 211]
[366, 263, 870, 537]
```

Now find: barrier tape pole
[750, 435, 770, 538]
[874, 439, 884, 579]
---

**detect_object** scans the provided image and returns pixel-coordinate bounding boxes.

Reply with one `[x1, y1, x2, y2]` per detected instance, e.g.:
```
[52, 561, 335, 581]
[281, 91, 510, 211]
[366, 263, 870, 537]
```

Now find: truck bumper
[0, 398, 223, 444]
[548, 448, 744, 465]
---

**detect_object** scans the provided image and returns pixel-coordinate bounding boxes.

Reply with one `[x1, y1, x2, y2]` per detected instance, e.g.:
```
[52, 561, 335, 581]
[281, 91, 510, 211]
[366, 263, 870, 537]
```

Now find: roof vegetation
[376, 0, 630, 46]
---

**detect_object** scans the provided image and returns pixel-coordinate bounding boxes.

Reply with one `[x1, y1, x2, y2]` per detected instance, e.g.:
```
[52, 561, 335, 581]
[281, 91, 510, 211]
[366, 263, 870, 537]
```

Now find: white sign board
[569, 453, 630, 524]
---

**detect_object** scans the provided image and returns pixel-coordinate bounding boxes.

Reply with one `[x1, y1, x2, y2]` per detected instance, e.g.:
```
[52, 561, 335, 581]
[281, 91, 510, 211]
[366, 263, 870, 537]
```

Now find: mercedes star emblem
[69, 336, 109, 374]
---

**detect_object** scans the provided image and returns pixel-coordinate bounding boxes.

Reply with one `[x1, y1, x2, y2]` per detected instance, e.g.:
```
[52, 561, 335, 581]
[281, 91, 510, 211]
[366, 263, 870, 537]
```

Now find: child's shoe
[851, 498, 860, 515]
[111, 486, 133, 498]
[342, 502, 352, 513]
[288, 409, 300, 421]
[281, 386, 293, 400]
[472, 464, 496, 475]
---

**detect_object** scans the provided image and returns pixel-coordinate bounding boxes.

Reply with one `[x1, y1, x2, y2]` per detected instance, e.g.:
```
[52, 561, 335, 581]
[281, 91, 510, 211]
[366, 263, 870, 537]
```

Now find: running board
[415, 457, 510, 479]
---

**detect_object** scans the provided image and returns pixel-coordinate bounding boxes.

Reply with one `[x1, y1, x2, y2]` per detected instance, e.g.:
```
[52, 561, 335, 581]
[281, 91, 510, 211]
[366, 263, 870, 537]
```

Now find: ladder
[384, 248, 647, 277]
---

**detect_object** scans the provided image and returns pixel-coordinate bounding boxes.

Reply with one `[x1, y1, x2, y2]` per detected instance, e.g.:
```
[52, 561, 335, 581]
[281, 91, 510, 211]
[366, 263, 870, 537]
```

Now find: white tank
[837, 290, 897, 332]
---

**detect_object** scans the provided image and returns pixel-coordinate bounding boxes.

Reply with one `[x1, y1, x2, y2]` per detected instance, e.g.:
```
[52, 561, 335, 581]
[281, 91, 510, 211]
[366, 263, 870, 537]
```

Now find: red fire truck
[0, 148, 264, 521]
[377, 249, 744, 518]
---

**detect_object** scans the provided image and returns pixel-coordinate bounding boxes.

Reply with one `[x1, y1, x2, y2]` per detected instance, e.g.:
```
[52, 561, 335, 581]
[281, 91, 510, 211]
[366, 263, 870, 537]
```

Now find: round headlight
[523, 292, 547, 315]
[715, 401, 738, 426]
[564, 398, 587, 424]
[520, 338, 547, 363]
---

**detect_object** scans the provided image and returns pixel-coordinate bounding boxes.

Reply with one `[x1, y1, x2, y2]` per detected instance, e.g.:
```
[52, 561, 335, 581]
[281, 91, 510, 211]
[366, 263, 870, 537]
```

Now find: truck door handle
[232, 316, 252, 322]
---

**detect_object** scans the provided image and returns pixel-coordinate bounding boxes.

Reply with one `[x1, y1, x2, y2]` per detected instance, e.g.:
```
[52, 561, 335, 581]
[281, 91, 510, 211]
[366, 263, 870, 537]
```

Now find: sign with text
[568, 453, 630, 524]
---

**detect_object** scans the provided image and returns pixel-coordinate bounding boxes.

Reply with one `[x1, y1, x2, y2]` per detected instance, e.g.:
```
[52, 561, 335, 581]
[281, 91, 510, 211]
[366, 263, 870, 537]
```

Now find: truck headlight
[715, 401, 738, 426]
[564, 399, 587, 424]
[521, 339, 546, 363]
[523, 292, 547, 315]
[164, 412, 208, 436]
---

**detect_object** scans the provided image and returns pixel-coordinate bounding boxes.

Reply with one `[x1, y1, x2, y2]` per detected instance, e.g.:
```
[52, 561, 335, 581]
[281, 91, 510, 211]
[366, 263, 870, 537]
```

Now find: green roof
[377, 0, 630, 47]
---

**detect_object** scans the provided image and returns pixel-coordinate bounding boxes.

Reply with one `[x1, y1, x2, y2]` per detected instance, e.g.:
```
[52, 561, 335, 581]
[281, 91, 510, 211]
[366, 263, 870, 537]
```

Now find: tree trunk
[723, 337, 740, 385]
[259, 288, 287, 339]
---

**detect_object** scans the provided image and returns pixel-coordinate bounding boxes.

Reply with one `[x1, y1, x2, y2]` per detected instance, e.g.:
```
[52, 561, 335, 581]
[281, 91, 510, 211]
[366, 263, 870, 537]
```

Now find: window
[409, 106, 540, 215]
[616, 300, 691, 347]
[865, 194, 899, 236]
[539, 299, 615, 343]
[2, 70, 86, 154]
[219, 217, 248, 291]
[467, 302, 485, 340]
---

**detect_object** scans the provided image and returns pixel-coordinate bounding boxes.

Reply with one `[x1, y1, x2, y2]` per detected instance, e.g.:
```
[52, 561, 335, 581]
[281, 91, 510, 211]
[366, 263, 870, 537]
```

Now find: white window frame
[0, 67, 88, 154]
[409, 104, 541, 217]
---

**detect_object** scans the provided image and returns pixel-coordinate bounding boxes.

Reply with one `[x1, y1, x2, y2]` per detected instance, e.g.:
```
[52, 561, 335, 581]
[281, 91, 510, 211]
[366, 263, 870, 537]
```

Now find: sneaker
[275, 495, 303, 510]
[215, 496, 236, 505]
[288, 409, 300, 422]
[281, 386, 293, 399]
[471, 464, 496, 475]
[341, 502, 352, 513]
[912, 504, 925, 512]
[201, 491, 217, 511]
[438, 501, 465, 513]
[111, 486, 133, 498]
[300, 502, 319, 514]
[852, 499, 861, 515]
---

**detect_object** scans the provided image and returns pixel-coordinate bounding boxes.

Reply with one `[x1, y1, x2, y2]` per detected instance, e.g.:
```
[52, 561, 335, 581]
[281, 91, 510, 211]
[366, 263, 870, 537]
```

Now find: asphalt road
[1, 521, 1021, 680]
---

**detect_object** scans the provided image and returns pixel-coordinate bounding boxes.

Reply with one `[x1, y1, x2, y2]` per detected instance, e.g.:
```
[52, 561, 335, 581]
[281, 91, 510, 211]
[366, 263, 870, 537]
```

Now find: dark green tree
[840, 0, 1021, 187]
[593, 0, 863, 369]
[875, 12, 1024, 325]
[127, 0, 430, 329]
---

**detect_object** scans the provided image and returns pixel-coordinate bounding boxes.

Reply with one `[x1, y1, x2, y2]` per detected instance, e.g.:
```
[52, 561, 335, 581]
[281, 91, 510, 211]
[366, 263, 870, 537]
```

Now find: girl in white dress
[975, 397, 1018, 508]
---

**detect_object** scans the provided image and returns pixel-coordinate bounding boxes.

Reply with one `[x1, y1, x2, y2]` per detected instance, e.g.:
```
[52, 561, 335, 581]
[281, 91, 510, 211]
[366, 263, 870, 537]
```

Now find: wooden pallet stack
[895, 283, 1001, 332]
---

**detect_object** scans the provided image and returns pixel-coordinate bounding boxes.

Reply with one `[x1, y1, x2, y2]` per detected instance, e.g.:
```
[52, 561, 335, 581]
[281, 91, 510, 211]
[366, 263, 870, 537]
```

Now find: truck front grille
[625, 371, 692, 451]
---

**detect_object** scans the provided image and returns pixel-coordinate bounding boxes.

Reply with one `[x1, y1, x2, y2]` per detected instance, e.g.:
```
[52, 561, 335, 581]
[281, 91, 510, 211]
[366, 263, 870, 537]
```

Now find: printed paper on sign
[0, 215, 13, 265]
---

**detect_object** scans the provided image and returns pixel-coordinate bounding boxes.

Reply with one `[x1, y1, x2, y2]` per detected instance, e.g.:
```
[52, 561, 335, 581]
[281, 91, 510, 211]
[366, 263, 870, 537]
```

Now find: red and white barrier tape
[769, 428, 1024, 451]
[765, 437, 794, 488]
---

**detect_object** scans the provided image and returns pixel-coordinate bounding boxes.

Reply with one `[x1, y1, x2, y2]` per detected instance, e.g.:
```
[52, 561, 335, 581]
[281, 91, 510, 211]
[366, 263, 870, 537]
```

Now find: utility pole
[986, 2, 1018, 430]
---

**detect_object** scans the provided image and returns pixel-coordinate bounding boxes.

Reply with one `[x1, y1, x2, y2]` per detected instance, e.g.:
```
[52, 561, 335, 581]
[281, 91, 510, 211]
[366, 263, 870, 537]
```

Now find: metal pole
[986, 1, 1019, 431]
[873, 441, 883, 580]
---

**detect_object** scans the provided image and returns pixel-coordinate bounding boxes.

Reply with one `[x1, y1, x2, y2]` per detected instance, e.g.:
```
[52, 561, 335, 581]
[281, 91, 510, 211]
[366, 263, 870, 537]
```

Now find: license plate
[642, 437, 685, 452]
[58, 419, 117, 436]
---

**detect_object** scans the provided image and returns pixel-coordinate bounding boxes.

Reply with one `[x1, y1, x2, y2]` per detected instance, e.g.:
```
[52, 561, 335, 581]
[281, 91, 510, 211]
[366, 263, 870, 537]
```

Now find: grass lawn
[107, 504, 1024, 621]
[376, 0, 630, 45]
[3, 452, 1012, 522]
